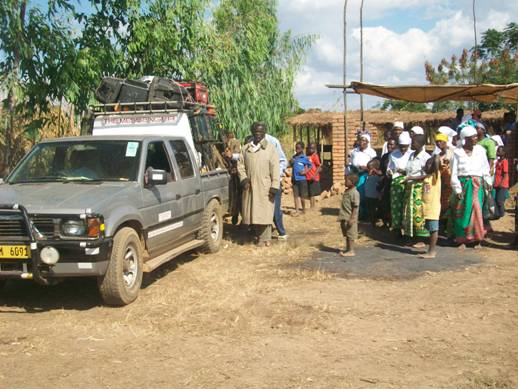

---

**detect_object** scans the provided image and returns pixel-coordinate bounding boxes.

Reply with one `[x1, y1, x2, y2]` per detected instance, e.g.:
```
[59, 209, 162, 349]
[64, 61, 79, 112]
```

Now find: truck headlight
[61, 220, 87, 237]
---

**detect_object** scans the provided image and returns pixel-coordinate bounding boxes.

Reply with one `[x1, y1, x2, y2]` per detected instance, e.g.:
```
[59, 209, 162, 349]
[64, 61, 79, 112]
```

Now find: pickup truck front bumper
[0, 204, 113, 284]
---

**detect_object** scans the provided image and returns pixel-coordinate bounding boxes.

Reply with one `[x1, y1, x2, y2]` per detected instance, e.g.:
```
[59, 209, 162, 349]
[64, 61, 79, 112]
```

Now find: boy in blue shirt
[291, 141, 313, 215]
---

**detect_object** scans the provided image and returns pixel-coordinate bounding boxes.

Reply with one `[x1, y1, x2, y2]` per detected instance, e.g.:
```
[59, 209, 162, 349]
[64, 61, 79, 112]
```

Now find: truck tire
[198, 199, 223, 253]
[97, 227, 143, 306]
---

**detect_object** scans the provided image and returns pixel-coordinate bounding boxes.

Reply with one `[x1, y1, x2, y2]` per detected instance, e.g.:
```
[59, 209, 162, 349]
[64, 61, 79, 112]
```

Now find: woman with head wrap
[435, 133, 455, 236]
[451, 125, 490, 248]
[402, 134, 431, 239]
[387, 131, 412, 232]
[350, 132, 377, 220]
[382, 122, 404, 156]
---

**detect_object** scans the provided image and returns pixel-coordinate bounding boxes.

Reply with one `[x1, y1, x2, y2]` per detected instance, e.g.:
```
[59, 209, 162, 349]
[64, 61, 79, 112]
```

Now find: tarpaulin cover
[327, 82, 518, 103]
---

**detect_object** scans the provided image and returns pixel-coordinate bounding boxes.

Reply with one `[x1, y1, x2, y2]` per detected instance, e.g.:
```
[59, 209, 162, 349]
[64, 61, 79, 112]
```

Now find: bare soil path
[1, 195, 517, 388]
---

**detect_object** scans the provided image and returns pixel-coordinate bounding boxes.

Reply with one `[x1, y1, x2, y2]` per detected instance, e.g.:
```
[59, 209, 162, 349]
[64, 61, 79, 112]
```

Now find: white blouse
[350, 147, 377, 168]
[387, 149, 412, 178]
[406, 149, 431, 177]
[450, 145, 491, 194]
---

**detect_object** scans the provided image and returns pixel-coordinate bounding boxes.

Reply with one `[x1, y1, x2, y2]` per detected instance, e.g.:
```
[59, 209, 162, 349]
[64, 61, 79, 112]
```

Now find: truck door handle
[176, 194, 182, 200]
[195, 189, 201, 195]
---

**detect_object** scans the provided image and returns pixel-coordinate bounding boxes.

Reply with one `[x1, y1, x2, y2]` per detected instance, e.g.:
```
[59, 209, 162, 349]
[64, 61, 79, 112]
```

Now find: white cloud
[278, 1, 518, 109]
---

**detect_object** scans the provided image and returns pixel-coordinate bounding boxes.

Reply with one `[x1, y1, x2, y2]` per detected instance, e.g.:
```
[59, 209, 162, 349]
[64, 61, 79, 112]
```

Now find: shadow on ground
[297, 242, 483, 281]
[297, 223, 485, 281]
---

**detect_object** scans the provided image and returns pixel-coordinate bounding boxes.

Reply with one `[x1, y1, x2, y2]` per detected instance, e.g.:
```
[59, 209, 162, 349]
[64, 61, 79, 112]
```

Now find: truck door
[169, 140, 204, 234]
[141, 141, 184, 256]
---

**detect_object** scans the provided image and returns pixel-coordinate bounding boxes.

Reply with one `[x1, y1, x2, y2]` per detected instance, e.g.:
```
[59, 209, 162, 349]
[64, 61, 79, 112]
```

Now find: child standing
[306, 142, 322, 209]
[291, 142, 313, 215]
[493, 146, 509, 219]
[420, 156, 441, 259]
[338, 174, 360, 257]
[364, 159, 382, 227]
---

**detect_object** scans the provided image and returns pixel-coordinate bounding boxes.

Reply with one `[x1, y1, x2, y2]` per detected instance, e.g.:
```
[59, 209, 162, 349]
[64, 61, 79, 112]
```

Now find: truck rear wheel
[198, 199, 223, 253]
[98, 227, 143, 306]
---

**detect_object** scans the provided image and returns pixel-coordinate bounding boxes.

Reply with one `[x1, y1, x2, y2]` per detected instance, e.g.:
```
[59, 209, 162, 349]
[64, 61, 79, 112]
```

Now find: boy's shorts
[340, 220, 358, 240]
[425, 219, 439, 233]
[293, 180, 309, 198]
[308, 180, 321, 197]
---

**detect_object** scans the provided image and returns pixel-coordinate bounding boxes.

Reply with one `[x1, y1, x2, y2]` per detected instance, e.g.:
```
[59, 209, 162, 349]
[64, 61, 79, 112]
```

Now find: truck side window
[170, 140, 195, 178]
[145, 141, 175, 181]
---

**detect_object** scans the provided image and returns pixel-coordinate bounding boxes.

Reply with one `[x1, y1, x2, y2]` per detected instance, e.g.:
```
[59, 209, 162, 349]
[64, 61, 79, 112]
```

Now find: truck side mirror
[145, 168, 168, 187]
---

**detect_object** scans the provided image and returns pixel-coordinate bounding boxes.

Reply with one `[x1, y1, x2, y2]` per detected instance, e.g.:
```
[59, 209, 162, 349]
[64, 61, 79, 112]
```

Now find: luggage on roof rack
[95, 76, 198, 107]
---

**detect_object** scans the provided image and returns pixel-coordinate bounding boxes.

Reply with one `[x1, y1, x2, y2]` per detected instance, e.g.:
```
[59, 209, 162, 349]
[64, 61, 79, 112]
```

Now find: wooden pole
[360, 0, 365, 126]
[343, 0, 349, 165]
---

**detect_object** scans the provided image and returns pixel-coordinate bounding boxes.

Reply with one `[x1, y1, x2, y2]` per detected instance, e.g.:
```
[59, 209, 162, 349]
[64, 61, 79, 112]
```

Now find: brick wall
[330, 118, 381, 184]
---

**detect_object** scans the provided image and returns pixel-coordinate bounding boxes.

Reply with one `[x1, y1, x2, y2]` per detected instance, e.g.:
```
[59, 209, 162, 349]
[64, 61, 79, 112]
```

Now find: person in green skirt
[402, 134, 431, 242]
[387, 131, 412, 234]
[451, 125, 491, 249]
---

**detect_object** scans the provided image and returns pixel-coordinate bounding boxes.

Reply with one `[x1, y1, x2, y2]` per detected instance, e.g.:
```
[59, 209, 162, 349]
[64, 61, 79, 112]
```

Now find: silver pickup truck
[0, 134, 229, 305]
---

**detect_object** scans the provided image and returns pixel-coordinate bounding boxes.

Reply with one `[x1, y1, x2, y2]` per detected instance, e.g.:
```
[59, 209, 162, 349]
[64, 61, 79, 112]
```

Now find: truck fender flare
[105, 207, 145, 237]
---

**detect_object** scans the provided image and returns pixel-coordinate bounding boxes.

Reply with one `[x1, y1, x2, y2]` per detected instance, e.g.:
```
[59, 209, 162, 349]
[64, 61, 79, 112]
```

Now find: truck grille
[0, 215, 29, 241]
[31, 217, 57, 239]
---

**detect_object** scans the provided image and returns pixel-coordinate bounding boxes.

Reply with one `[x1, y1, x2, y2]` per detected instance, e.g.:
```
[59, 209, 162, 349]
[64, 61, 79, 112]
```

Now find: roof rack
[90, 101, 217, 117]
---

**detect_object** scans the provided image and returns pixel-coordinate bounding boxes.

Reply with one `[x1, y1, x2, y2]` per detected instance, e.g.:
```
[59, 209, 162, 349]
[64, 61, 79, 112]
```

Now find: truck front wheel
[198, 199, 223, 253]
[98, 227, 143, 306]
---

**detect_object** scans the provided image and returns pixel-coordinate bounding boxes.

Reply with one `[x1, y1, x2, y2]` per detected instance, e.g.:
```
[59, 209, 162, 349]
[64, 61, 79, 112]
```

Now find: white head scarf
[460, 125, 477, 139]
[398, 131, 412, 146]
[393, 121, 404, 130]
[359, 133, 371, 144]
[411, 126, 424, 135]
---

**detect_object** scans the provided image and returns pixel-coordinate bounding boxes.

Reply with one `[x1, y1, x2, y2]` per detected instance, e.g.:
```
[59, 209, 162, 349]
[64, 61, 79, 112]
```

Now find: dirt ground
[1, 194, 517, 389]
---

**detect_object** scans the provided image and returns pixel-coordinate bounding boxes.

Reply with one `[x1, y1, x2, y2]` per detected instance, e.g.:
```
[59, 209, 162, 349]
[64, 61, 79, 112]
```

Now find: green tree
[379, 100, 430, 112]
[424, 22, 518, 110]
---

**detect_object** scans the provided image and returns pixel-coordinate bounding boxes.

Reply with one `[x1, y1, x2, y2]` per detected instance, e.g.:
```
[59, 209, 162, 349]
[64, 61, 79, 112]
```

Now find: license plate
[0, 245, 30, 259]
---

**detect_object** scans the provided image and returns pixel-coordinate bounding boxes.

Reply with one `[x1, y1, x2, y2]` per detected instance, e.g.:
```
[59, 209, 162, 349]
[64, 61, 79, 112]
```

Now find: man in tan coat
[238, 122, 280, 246]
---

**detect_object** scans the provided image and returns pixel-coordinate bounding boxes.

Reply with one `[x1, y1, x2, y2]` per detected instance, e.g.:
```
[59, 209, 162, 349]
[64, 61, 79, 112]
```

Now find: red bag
[178, 82, 209, 104]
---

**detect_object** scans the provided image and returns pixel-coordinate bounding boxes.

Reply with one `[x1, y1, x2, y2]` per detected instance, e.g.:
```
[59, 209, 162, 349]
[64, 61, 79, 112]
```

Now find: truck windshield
[8, 140, 142, 184]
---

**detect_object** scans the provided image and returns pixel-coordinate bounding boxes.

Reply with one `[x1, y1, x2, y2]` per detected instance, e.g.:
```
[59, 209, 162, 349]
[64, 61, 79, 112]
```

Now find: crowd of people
[224, 110, 516, 256]
[341, 109, 515, 258]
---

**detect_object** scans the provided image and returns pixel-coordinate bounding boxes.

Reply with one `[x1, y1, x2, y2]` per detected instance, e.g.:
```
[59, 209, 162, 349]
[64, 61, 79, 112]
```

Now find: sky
[277, 0, 518, 111]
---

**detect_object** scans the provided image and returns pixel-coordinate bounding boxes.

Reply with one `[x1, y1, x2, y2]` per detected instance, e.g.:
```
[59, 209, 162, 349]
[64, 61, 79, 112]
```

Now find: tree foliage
[377, 99, 430, 112]
[0, 0, 314, 173]
[424, 22, 518, 110]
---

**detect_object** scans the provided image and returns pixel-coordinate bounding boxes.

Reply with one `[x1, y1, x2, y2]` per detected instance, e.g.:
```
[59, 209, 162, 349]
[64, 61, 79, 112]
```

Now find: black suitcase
[118, 79, 150, 103]
[95, 77, 124, 103]
[149, 77, 190, 102]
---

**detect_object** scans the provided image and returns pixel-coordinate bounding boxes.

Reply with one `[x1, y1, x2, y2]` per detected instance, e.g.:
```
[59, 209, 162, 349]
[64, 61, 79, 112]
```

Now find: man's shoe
[277, 234, 288, 241]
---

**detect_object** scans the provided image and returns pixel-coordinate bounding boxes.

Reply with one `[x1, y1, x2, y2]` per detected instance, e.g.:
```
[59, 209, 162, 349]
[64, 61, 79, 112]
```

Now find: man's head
[456, 108, 464, 119]
[384, 129, 393, 142]
[251, 122, 266, 144]
[308, 142, 317, 155]
[345, 174, 359, 189]
[295, 141, 305, 154]
[411, 134, 426, 151]
[472, 109, 482, 121]
[386, 138, 397, 154]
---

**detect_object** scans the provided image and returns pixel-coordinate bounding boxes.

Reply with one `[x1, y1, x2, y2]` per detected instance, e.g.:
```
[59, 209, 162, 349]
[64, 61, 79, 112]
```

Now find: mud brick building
[288, 109, 515, 186]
